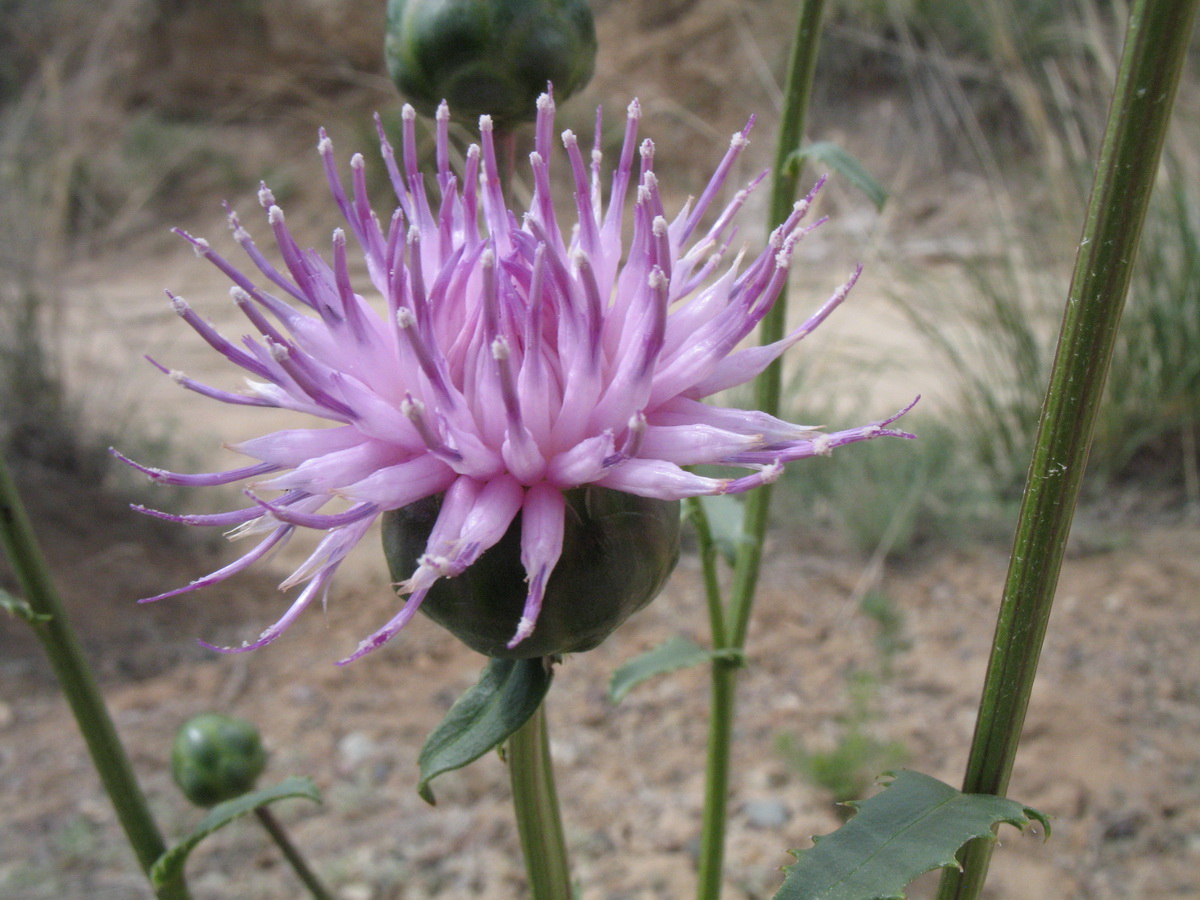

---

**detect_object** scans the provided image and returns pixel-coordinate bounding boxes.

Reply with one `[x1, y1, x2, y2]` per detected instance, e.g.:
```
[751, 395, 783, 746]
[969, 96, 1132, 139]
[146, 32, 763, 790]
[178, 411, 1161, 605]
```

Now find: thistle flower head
[121, 93, 913, 663]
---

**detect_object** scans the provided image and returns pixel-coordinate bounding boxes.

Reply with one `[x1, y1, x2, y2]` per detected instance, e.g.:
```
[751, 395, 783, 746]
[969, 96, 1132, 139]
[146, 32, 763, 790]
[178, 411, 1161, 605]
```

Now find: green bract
[171, 713, 268, 808]
[385, 0, 597, 128]
[383, 487, 681, 659]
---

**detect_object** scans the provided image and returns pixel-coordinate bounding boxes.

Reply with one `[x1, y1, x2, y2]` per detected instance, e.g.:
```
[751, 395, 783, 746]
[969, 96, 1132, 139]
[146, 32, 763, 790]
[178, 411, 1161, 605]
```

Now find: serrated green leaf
[609, 635, 743, 704]
[773, 770, 1049, 900]
[418, 657, 553, 804]
[0, 587, 51, 624]
[150, 776, 321, 888]
[787, 142, 888, 211]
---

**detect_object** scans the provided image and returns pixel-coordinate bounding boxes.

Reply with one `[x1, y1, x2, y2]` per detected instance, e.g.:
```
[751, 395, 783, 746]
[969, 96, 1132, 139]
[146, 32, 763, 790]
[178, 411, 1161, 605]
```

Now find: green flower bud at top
[385, 0, 597, 128]
[171, 713, 267, 808]
[382, 487, 681, 659]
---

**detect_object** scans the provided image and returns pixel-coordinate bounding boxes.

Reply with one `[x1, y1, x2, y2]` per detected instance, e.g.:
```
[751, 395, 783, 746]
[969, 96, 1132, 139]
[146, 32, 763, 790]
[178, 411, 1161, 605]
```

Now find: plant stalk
[254, 806, 334, 900]
[0, 455, 189, 900]
[508, 700, 571, 900]
[936, 1, 1199, 897]
[695, 2, 828, 898]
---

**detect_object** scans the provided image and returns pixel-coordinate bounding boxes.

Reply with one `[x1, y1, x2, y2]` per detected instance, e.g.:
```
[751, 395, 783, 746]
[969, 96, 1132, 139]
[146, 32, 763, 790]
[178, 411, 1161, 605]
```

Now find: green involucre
[171, 713, 267, 808]
[385, 0, 596, 129]
[382, 487, 680, 659]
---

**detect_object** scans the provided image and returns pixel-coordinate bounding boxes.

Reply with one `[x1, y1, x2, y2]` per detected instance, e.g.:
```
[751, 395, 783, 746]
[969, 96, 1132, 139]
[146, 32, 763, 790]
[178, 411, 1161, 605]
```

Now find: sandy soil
[3, 1, 1200, 898]
[4, 485, 1200, 899]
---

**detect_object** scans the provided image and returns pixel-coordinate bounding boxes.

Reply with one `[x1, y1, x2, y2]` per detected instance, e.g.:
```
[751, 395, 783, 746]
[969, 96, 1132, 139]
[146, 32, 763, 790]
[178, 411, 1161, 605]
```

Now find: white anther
[436, 101, 449, 121]
[395, 306, 416, 329]
[730, 132, 748, 150]
[268, 205, 284, 225]
[258, 185, 276, 208]
[491, 336, 510, 360]
[561, 129, 577, 148]
[402, 104, 415, 121]
[191, 237, 210, 257]
[171, 295, 189, 314]
[318, 134, 333, 154]
[230, 287, 251, 305]
[350, 152, 365, 170]
[652, 215, 668, 236]
[479, 114, 493, 133]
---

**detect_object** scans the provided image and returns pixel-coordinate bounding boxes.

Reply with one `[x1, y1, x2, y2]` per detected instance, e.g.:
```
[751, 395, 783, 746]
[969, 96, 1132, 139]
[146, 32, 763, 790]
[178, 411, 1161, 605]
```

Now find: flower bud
[385, 0, 597, 128]
[383, 487, 680, 659]
[171, 713, 267, 807]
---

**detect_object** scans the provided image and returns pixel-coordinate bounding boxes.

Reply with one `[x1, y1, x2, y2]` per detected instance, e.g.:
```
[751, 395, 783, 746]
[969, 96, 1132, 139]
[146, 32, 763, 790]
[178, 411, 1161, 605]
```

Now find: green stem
[935, 2, 1199, 898]
[254, 807, 334, 900]
[508, 700, 571, 900]
[695, 3, 828, 899]
[684, 497, 728, 648]
[0, 456, 189, 900]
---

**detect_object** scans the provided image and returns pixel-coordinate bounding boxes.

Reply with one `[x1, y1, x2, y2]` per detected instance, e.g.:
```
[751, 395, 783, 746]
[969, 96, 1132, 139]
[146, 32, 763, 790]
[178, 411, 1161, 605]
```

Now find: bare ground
[3, 1, 1200, 897]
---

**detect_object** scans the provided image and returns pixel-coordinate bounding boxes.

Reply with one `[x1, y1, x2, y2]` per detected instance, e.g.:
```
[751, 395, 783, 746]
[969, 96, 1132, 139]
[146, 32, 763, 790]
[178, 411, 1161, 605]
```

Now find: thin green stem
[0, 455, 189, 900]
[695, 3, 828, 899]
[684, 497, 728, 648]
[508, 700, 571, 900]
[936, 2, 1199, 898]
[254, 807, 334, 900]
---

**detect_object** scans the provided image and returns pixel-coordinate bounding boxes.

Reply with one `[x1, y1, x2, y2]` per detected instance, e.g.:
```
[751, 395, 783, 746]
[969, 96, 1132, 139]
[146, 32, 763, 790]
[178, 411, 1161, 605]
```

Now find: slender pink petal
[508, 484, 566, 648]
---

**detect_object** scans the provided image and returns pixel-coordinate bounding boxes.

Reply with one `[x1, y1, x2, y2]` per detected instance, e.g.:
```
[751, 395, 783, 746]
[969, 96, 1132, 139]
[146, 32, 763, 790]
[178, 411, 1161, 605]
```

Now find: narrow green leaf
[418, 657, 553, 804]
[0, 587, 52, 624]
[774, 770, 1049, 900]
[693, 494, 748, 568]
[609, 635, 743, 704]
[787, 142, 888, 211]
[150, 776, 321, 888]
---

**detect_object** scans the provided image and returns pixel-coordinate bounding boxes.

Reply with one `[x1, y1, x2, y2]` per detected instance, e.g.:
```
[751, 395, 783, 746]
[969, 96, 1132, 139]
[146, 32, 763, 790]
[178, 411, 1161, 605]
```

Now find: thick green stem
[695, 3, 828, 899]
[508, 700, 571, 900]
[936, 2, 1199, 898]
[0, 456, 189, 900]
[254, 807, 334, 900]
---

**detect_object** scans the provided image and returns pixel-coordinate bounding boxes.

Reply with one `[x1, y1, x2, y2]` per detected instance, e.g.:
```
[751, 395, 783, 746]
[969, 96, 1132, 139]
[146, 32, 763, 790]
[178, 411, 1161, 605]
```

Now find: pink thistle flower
[120, 93, 913, 663]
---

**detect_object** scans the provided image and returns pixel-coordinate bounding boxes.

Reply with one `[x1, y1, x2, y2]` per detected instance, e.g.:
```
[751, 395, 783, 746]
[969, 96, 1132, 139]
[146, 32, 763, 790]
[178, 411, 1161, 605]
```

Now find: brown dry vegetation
[3, 1, 1200, 898]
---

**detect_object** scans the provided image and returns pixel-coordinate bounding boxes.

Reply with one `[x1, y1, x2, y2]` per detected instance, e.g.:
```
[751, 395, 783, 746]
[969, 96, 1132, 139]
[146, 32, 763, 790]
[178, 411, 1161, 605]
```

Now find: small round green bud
[385, 0, 597, 129]
[171, 713, 267, 808]
[383, 486, 681, 659]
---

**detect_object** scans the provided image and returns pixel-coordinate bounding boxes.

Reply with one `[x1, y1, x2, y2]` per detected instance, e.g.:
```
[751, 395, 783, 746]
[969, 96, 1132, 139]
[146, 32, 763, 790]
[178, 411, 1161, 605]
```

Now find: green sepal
[150, 776, 321, 889]
[786, 142, 889, 211]
[418, 656, 553, 804]
[0, 587, 51, 624]
[773, 770, 1050, 900]
[609, 635, 744, 704]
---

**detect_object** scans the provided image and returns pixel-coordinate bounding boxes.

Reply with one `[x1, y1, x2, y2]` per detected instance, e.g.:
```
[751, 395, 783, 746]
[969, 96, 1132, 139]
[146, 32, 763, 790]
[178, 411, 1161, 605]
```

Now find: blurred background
[2, 1, 1199, 898]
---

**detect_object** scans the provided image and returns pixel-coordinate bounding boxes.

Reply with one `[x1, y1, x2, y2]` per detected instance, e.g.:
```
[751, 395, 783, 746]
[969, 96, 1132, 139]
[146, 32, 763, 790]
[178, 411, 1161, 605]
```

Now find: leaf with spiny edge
[609, 634, 744, 704]
[772, 769, 1049, 900]
[150, 776, 321, 889]
[786, 142, 889, 212]
[417, 656, 553, 804]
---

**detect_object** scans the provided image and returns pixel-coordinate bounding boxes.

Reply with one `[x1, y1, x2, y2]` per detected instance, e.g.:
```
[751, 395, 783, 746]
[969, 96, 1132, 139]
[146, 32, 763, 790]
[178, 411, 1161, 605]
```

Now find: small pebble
[744, 798, 791, 829]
